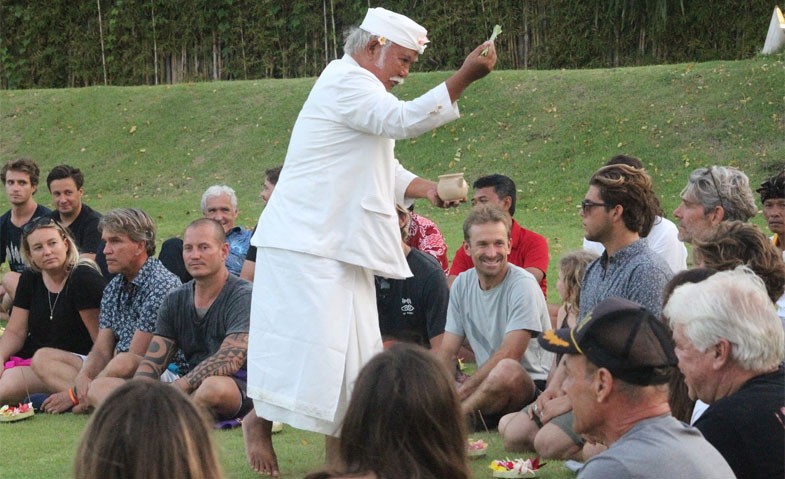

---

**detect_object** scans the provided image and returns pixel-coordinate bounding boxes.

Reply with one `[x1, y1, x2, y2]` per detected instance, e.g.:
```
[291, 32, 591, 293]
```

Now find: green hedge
[0, 0, 776, 89]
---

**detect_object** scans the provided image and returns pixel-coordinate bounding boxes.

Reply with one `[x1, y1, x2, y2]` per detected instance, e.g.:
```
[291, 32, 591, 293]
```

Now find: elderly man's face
[673, 324, 717, 402]
[203, 193, 238, 233]
[562, 354, 600, 437]
[763, 198, 785, 237]
[673, 195, 715, 243]
[368, 42, 418, 91]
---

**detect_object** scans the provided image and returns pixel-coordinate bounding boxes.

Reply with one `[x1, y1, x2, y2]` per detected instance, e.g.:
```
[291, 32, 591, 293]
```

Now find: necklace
[45, 266, 74, 320]
[48, 289, 61, 321]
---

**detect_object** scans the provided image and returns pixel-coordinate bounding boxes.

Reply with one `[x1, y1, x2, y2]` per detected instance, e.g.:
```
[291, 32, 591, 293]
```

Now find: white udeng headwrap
[359, 7, 429, 54]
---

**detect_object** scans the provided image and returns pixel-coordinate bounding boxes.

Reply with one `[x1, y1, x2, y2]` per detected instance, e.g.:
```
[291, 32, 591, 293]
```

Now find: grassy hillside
[0, 55, 783, 478]
[1, 54, 783, 300]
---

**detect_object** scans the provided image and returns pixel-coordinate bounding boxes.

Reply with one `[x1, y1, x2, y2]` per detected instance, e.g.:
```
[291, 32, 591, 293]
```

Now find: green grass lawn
[0, 413, 573, 478]
[1, 54, 782, 295]
[0, 54, 783, 477]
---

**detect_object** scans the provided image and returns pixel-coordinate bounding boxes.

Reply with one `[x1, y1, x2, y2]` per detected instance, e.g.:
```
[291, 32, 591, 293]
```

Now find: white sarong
[246, 248, 381, 436]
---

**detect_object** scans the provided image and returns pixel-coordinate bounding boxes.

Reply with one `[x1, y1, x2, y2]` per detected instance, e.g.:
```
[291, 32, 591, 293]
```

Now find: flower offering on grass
[0, 402, 34, 422]
[467, 438, 488, 457]
[489, 456, 543, 477]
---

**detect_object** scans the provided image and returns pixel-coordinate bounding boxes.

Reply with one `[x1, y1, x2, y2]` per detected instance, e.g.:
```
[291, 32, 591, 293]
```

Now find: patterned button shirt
[579, 239, 672, 321]
[98, 257, 181, 353]
[225, 227, 252, 276]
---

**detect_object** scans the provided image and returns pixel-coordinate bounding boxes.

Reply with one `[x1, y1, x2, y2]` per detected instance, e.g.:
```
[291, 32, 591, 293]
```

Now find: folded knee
[534, 425, 582, 460]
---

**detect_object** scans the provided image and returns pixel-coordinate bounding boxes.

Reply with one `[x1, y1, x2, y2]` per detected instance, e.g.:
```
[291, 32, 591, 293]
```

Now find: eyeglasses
[706, 167, 727, 212]
[579, 199, 607, 213]
[22, 216, 63, 236]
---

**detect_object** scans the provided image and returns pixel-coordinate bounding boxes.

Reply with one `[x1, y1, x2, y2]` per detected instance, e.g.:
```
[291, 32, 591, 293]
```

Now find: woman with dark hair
[75, 380, 224, 479]
[0, 217, 105, 406]
[306, 343, 471, 479]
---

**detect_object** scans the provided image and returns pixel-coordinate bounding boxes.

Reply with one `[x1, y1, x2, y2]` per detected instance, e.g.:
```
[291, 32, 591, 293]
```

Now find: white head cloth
[359, 7, 429, 54]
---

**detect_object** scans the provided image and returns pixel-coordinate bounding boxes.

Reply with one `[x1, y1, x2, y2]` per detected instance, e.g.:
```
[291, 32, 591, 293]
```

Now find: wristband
[67, 386, 79, 406]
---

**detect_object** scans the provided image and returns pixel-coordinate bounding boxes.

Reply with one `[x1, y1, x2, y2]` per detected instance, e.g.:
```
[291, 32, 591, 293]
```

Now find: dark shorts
[229, 370, 254, 420]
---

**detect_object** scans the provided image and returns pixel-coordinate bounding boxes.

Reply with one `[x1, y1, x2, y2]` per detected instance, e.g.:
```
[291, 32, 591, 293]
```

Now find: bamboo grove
[0, 0, 775, 89]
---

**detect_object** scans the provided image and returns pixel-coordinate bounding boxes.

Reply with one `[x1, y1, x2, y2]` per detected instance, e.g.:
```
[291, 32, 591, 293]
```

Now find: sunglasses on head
[22, 216, 63, 236]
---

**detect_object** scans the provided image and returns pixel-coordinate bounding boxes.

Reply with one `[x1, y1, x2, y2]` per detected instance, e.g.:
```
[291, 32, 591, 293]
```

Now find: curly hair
[681, 166, 757, 222]
[558, 250, 598, 310]
[693, 221, 785, 304]
[590, 164, 661, 237]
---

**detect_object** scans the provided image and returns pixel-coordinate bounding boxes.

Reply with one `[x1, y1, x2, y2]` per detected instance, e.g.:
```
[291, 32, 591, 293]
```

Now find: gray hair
[99, 208, 157, 257]
[680, 166, 757, 222]
[200, 185, 238, 213]
[344, 26, 392, 57]
[664, 266, 785, 371]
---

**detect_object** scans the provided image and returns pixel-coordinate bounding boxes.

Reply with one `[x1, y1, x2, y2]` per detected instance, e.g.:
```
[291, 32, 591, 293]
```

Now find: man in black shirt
[375, 204, 448, 349]
[0, 158, 51, 311]
[46, 165, 109, 276]
[665, 268, 785, 479]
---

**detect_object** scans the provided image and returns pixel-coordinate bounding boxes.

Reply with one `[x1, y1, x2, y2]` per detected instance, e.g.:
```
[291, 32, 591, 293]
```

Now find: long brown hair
[74, 380, 224, 479]
[306, 344, 470, 479]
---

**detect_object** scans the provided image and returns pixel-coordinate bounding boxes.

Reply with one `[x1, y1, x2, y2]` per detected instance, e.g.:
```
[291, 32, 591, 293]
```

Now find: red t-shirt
[449, 219, 549, 296]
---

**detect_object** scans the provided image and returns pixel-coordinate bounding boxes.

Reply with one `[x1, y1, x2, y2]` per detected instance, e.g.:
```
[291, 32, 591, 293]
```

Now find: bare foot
[242, 409, 279, 476]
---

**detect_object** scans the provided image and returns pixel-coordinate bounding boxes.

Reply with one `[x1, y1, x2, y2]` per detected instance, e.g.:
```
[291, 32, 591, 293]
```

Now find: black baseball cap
[538, 297, 678, 385]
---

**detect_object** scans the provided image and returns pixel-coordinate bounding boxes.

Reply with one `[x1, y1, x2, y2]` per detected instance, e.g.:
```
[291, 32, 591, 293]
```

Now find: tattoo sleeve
[182, 332, 248, 390]
[134, 336, 176, 380]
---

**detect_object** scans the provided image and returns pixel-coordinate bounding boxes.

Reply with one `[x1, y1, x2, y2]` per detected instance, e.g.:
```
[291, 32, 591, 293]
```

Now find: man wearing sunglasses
[673, 166, 757, 245]
[0, 158, 51, 314]
[523, 163, 673, 462]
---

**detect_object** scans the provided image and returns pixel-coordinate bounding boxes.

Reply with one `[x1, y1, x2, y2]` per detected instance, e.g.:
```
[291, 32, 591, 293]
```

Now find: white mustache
[390, 76, 405, 85]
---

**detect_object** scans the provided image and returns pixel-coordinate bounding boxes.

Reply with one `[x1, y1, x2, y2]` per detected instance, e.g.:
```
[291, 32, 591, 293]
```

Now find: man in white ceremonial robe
[242, 6, 498, 474]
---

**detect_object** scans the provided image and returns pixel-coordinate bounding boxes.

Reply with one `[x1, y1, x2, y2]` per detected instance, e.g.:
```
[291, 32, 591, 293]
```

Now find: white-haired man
[243, 6, 497, 473]
[159, 184, 251, 281]
[664, 268, 785, 479]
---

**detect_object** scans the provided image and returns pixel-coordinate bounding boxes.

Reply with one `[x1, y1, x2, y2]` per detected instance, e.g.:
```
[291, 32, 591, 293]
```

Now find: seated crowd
[1, 155, 783, 479]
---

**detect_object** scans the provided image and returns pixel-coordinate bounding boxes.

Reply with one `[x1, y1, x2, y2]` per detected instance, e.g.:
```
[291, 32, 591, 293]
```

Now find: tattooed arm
[134, 336, 177, 381]
[175, 332, 248, 394]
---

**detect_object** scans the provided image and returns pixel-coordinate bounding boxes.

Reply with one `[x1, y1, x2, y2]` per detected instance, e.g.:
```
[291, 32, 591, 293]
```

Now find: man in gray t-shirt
[89, 218, 259, 423]
[538, 297, 734, 479]
[438, 205, 552, 419]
